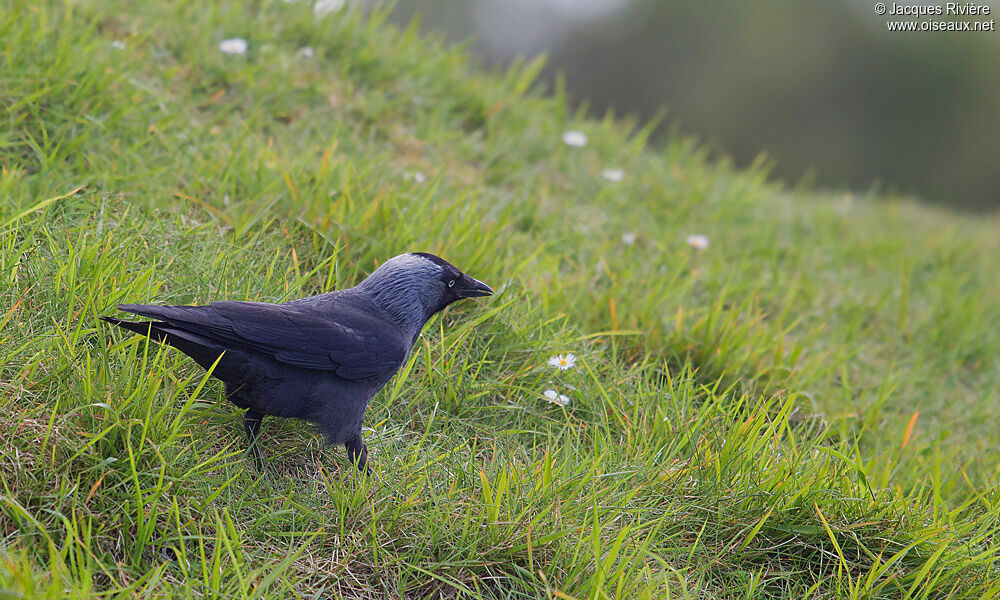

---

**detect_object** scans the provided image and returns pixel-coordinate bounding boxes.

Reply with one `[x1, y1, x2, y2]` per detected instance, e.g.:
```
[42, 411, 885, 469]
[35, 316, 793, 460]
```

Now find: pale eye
[448, 279, 456, 288]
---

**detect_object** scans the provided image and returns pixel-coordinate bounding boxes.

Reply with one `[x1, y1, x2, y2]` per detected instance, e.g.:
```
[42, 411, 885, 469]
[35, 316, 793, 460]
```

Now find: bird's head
[360, 252, 493, 331]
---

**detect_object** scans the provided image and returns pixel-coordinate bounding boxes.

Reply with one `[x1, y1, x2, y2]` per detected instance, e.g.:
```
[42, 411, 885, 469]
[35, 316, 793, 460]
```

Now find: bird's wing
[117, 301, 407, 380]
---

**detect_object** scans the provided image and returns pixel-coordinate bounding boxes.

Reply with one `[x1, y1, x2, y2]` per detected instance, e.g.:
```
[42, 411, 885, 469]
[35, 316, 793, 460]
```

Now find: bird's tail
[100, 316, 232, 378]
[100, 316, 172, 341]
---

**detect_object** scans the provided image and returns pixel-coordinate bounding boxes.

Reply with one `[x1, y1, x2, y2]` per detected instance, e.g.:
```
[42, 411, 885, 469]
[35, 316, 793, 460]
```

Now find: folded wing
[117, 301, 407, 380]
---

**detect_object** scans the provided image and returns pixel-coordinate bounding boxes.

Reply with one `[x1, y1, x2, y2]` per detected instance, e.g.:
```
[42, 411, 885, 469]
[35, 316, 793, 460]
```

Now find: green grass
[2, 0, 1000, 597]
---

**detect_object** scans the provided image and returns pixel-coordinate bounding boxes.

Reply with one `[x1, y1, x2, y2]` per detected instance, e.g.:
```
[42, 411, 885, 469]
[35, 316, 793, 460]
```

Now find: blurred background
[380, 0, 1000, 210]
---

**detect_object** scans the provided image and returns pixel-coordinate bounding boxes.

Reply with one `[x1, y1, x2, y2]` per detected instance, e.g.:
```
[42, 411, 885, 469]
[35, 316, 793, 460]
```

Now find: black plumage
[101, 252, 492, 473]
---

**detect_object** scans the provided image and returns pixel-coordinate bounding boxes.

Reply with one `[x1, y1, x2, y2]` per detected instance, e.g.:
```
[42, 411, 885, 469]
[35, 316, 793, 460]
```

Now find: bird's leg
[345, 434, 370, 474]
[243, 410, 265, 475]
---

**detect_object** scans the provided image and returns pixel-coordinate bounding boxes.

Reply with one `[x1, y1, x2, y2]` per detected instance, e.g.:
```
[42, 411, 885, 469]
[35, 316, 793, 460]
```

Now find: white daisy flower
[602, 168, 624, 181]
[296, 46, 316, 58]
[218, 38, 248, 55]
[547, 353, 577, 370]
[542, 389, 570, 407]
[314, 0, 346, 16]
[621, 232, 636, 246]
[562, 130, 587, 147]
[686, 234, 709, 250]
[111, 40, 126, 50]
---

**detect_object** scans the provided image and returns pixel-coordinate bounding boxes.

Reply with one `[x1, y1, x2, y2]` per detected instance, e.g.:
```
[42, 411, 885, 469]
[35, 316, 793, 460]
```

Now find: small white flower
[314, 0, 346, 16]
[542, 389, 570, 407]
[404, 171, 426, 184]
[547, 353, 577, 370]
[562, 130, 587, 147]
[602, 168, 624, 181]
[296, 46, 316, 58]
[111, 40, 126, 50]
[218, 38, 248, 55]
[621, 232, 636, 246]
[686, 234, 709, 250]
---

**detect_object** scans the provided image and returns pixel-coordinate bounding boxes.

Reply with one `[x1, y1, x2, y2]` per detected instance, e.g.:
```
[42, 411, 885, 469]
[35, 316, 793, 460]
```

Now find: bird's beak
[457, 274, 493, 298]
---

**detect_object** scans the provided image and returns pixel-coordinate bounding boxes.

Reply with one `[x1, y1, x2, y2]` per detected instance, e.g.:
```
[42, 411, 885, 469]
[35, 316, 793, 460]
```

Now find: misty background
[383, 0, 1000, 210]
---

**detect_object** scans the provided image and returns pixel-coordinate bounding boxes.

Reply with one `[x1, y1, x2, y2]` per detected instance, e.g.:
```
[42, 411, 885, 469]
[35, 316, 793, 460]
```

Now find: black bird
[101, 252, 492, 473]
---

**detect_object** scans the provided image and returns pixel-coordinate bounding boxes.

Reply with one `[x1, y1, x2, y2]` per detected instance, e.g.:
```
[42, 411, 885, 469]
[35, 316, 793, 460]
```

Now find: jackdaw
[101, 252, 492, 473]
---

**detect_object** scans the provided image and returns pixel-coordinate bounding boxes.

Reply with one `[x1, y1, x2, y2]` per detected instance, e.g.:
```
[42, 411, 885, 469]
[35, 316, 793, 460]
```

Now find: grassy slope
[2, 1, 1000, 597]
